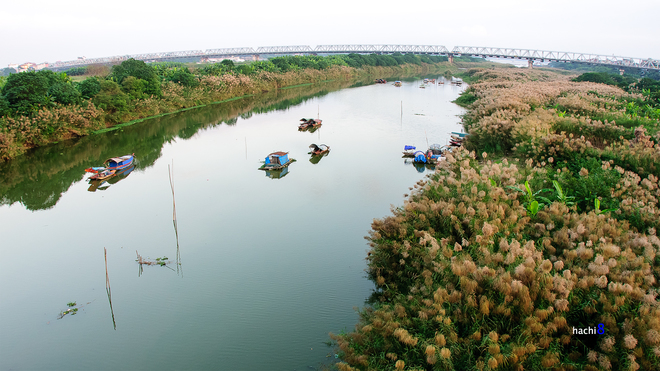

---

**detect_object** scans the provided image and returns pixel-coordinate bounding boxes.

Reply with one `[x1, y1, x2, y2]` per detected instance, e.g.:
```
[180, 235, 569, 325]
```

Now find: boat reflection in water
[404, 159, 435, 173]
[88, 164, 135, 192]
[309, 144, 330, 164]
[265, 166, 290, 179]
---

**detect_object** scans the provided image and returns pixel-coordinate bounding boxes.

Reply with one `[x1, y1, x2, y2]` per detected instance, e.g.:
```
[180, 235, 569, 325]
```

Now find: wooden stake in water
[425, 130, 429, 149]
[168, 161, 182, 276]
[105, 247, 116, 330]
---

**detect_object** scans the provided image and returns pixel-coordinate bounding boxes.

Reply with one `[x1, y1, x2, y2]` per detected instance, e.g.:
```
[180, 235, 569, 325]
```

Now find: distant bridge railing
[45, 45, 660, 71]
[452, 46, 660, 70]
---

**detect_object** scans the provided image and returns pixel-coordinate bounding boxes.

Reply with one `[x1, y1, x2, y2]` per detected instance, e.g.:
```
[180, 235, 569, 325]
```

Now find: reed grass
[334, 66, 660, 371]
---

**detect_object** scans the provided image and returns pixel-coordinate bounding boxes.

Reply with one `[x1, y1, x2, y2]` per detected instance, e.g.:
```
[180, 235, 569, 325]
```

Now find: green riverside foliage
[0, 55, 483, 160]
[333, 67, 660, 371]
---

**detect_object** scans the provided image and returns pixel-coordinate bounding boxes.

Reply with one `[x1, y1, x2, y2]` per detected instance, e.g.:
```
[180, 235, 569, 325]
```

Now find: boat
[309, 144, 330, 156]
[299, 118, 322, 130]
[89, 169, 116, 180]
[375, 79, 387, 84]
[84, 166, 107, 173]
[402, 145, 417, 157]
[259, 152, 296, 171]
[394, 81, 402, 87]
[450, 131, 470, 138]
[449, 135, 464, 147]
[105, 154, 134, 170]
[87, 165, 134, 192]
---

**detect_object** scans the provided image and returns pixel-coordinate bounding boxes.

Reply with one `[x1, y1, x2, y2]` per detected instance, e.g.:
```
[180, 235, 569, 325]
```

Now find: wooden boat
[402, 145, 417, 157]
[394, 81, 402, 87]
[84, 166, 107, 173]
[309, 144, 330, 156]
[86, 154, 135, 173]
[375, 79, 387, 84]
[299, 118, 322, 130]
[89, 169, 116, 180]
[259, 152, 296, 171]
[104, 154, 134, 171]
[450, 131, 470, 138]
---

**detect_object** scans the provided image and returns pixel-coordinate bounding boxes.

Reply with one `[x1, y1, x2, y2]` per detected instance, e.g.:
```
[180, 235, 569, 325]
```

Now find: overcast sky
[2, 0, 659, 67]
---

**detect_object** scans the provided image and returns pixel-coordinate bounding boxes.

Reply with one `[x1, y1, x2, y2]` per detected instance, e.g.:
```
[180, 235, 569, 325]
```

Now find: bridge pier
[528, 59, 533, 69]
[448, 55, 453, 64]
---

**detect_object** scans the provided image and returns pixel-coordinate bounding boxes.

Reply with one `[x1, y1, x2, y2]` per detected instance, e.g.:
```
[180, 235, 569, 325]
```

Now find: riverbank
[0, 59, 486, 162]
[332, 67, 660, 370]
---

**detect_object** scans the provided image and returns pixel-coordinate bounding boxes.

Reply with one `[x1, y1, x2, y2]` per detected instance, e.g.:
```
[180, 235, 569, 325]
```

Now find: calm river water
[0, 76, 465, 370]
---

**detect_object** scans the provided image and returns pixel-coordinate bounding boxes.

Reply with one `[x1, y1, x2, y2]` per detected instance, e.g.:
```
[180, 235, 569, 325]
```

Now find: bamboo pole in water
[105, 247, 116, 330]
[168, 161, 182, 276]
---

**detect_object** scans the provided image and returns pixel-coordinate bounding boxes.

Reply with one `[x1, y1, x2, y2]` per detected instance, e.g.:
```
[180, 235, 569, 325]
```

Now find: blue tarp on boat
[413, 151, 427, 163]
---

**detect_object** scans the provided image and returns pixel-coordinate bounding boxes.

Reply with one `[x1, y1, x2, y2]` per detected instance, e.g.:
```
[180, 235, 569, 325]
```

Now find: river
[0, 76, 465, 370]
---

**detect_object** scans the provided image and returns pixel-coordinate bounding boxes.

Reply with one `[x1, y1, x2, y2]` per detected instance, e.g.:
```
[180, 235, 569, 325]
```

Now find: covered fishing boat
[259, 152, 295, 171]
[412, 150, 432, 164]
[299, 118, 322, 130]
[309, 144, 330, 156]
[394, 81, 402, 87]
[105, 154, 134, 170]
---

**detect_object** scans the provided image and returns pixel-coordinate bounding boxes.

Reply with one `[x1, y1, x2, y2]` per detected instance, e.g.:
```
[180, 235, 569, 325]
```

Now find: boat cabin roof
[268, 152, 288, 157]
[106, 155, 132, 163]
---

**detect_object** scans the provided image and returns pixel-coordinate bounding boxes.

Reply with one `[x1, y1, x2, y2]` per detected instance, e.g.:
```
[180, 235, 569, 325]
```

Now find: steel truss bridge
[47, 45, 660, 71]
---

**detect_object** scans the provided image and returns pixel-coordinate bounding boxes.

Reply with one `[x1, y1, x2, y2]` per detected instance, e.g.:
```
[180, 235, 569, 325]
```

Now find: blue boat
[259, 152, 295, 170]
[104, 154, 135, 171]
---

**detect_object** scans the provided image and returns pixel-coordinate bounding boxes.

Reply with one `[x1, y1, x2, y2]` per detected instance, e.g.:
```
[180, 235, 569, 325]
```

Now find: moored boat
[309, 144, 330, 156]
[89, 169, 116, 180]
[375, 79, 387, 84]
[402, 145, 417, 157]
[394, 81, 402, 87]
[259, 152, 296, 170]
[105, 154, 134, 170]
[299, 118, 322, 130]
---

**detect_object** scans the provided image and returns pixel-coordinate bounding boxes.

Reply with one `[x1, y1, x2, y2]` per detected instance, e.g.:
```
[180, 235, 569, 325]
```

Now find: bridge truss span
[45, 44, 659, 71]
[452, 46, 660, 70]
[314, 44, 450, 55]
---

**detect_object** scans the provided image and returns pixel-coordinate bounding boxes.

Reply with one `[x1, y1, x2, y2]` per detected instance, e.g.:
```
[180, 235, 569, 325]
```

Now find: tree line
[0, 53, 453, 119]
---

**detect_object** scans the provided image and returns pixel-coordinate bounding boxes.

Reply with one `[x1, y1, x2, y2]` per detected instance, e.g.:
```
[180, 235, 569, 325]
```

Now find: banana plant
[594, 198, 617, 215]
[507, 180, 552, 216]
[553, 180, 575, 206]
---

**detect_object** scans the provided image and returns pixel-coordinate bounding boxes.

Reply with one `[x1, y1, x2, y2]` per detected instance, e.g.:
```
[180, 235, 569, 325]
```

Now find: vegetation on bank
[332, 68, 660, 370]
[0, 53, 471, 161]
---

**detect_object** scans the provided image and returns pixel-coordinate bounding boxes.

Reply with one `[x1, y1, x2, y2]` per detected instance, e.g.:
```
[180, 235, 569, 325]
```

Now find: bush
[334, 149, 660, 371]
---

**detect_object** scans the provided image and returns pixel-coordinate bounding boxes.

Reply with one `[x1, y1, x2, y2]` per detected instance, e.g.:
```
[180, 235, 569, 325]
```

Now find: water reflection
[0, 78, 369, 211]
[265, 167, 290, 179]
[87, 164, 135, 192]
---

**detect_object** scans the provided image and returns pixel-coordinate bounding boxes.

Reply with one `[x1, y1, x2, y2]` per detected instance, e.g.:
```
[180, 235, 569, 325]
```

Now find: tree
[167, 68, 199, 87]
[111, 59, 161, 97]
[121, 76, 148, 99]
[78, 77, 102, 99]
[92, 80, 129, 112]
[1, 70, 51, 115]
[220, 59, 235, 69]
